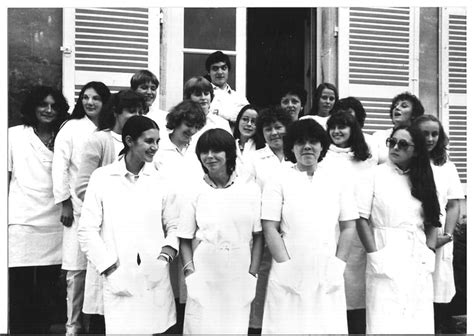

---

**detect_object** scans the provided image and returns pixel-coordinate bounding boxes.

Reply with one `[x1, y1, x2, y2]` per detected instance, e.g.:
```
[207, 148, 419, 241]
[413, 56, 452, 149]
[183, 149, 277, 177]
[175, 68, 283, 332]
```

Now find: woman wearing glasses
[357, 125, 441, 333]
[233, 104, 259, 175]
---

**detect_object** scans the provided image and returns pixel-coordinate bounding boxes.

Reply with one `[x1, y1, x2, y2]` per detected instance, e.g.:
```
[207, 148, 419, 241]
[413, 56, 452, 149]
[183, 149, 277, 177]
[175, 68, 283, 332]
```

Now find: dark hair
[332, 96, 366, 127]
[120, 115, 159, 156]
[20, 85, 69, 132]
[389, 92, 424, 121]
[309, 82, 339, 116]
[284, 118, 330, 163]
[279, 82, 308, 110]
[195, 128, 237, 175]
[205, 51, 232, 72]
[70, 81, 111, 120]
[327, 112, 371, 161]
[183, 76, 215, 102]
[130, 70, 159, 90]
[391, 125, 441, 228]
[255, 106, 293, 149]
[166, 100, 206, 130]
[414, 114, 448, 166]
[98, 89, 145, 130]
[233, 104, 259, 140]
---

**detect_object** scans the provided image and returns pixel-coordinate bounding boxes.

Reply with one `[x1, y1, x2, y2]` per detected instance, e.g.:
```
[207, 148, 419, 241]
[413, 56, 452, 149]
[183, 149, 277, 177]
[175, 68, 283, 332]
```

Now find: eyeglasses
[386, 137, 414, 151]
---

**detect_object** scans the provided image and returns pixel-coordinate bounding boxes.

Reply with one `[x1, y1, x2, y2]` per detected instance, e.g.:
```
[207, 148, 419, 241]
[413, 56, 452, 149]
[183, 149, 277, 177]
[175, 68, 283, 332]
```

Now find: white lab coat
[209, 83, 249, 123]
[299, 114, 329, 129]
[235, 138, 256, 178]
[371, 128, 393, 164]
[431, 160, 464, 303]
[322, 145, 375, 310]
[8, 125, 62, 267]
[261, 164, 359, 334]
[52, 117, 97, 270]
[78, 159, 179, 334]
[359, 162, 435, 334]
[177, 173, 261, 334]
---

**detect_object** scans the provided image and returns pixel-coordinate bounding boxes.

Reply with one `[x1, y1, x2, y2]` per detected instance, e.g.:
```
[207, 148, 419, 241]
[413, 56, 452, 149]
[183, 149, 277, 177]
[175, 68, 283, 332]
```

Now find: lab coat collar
[109, 156, 156, 177]
[387, 160, 410, 175]
[203, 170, 238, 188]
[211, 82, 232, 94]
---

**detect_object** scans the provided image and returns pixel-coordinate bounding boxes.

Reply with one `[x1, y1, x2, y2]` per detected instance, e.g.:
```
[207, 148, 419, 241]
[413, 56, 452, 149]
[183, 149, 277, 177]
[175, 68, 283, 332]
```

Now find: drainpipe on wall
[320, 7, 338, 86]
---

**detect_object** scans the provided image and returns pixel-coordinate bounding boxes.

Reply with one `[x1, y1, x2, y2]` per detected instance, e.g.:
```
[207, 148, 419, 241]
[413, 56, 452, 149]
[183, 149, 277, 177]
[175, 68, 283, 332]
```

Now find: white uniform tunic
[210, 83, 249, 123]
[235, 138, 256, 178]
[52, 117, 97, 270]
[8, 125, 62, 267]
[300, 114, 329, 129]
[261, 164, 359, 334]
[431, 160, 464, 303]
[371, 128, 393, 164]
[78, 159, 178, 334]
[177, 173, 261, 334]
[359, 162, 435, 334]
[322, 145, 375, 310]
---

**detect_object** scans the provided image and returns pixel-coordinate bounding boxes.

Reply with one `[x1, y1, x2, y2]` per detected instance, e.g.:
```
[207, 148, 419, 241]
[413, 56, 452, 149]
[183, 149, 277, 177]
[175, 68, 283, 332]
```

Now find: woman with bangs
[357, 124, 440, 333]
[233, 104, 259, 175]
[324, 111, 375, 334]
[261, 119, 358, 334]
[184, 76, 231, 140]
[52, 81, 111, 335]
[177, 128, 262, 334]
[414, 115, 464, 333]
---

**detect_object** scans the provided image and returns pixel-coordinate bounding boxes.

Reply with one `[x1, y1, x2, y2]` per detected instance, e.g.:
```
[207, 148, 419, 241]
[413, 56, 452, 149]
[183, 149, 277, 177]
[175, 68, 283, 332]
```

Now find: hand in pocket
[142, 259, 168, 290]
[106, 267, 133, 297]
[322, 256, 346, 294]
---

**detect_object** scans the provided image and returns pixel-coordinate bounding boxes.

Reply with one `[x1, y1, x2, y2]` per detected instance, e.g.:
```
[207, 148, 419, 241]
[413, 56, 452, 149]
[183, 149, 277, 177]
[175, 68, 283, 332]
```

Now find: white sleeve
[446, 161, 465, 199]
[357, 166, 375, 219]
[338, 175, 360, 221]
[161, 187, 180, 251]
[52, 124, 73, 204]
[77, 170, 117, 273]
[261, 178, 283, 222]
[176, 188, 199, 239]
[251, 184, 262, 232]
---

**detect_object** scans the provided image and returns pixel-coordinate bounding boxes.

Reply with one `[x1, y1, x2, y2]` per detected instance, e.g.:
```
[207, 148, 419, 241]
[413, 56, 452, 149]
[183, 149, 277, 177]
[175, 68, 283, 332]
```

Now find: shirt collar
[203, 170, 238, 188]
[211, 82, 232, 94]
[388, 160, 410, 175]
[110, 156, 155, 178]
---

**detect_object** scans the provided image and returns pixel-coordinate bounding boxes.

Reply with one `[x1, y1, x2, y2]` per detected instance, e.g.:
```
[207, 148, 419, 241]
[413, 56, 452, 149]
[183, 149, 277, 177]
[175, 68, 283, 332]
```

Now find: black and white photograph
[4, 2, 471, 334]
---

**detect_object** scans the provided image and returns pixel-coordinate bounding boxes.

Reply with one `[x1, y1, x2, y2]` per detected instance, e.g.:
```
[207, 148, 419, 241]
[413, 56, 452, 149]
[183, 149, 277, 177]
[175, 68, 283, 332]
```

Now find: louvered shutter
[62, 8, 160, 105]
[338, 7, 418, 134]
[440, 7, 467, 186]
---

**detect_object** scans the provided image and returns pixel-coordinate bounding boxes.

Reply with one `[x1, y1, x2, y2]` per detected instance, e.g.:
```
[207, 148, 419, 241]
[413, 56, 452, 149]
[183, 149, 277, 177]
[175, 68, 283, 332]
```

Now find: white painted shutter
[338, 7, 418, 134]
[62, 7, 160, 105]
[440, 7, 467, 185]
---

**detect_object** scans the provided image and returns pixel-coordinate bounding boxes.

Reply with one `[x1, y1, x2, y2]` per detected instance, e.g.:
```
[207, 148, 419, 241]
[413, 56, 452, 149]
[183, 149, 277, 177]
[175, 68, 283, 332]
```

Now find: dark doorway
[246, 8, 309, 109]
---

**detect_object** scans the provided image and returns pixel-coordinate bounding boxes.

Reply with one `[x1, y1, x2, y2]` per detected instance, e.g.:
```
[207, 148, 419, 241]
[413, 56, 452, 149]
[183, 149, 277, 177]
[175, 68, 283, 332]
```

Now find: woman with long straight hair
[414, 115, 464, 332]
[78, 115, 178, 334]
[357, 124, 441, 333]
[52, 81, 110, 335]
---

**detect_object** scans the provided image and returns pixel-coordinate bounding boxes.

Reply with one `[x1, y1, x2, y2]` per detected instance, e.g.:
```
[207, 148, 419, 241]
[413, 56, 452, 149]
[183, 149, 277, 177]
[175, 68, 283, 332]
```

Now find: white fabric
[261, 165, 359, 334]
[359, 162, 435, 334]
[177, 175, 261, 334]
[371, 128, 393, 164]
[321, 145, 376, 310]
[8, 125, 62, 267]
[235, 138, 256, 178]
[299, 114, 329, 129]
[145, 104, 169, 133]
[209, 83, 249, 123]
[245, 145, 293, 190]
[110, 131, 123, 157]
[53, 117, 97, 270]
[432, 160, 464, 303]
[187, 113, 232, 155]
[78, 159, 178, 333]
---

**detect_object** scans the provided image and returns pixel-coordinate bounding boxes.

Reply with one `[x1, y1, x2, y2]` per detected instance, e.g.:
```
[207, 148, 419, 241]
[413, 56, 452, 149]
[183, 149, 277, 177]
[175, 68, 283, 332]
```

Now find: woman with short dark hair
[178, 128, 262, 334]
[357, 124, 440, 333]
[261, 118, 358, 334]
[8, 85, 69, 334]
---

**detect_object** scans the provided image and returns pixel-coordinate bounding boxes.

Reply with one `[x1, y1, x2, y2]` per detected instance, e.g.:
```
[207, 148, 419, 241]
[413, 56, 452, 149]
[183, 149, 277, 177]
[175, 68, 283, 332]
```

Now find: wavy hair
[309, 82, 339, 116]
[413, 114, 448, 166]
[69, 81, 111, 120]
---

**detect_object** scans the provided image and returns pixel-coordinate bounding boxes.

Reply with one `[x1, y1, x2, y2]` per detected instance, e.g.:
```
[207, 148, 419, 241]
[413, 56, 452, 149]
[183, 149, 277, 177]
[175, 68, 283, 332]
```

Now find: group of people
[8, 50, 464, 335]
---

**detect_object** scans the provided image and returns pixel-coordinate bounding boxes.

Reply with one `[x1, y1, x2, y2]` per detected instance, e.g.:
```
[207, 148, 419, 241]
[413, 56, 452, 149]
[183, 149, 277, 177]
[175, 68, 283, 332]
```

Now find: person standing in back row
[206, 51, 249, 126]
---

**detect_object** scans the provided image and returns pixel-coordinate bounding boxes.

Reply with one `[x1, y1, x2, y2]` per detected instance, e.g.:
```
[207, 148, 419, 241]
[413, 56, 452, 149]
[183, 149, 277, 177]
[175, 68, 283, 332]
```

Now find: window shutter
[440, 7, 467, 185]
[62, 8, 160, 104]
[338, 7, 418, 134]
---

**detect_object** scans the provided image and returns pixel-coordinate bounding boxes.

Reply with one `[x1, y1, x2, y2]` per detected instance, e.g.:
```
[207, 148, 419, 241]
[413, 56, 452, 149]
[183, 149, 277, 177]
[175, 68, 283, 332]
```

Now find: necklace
[34, 127, 55, 151]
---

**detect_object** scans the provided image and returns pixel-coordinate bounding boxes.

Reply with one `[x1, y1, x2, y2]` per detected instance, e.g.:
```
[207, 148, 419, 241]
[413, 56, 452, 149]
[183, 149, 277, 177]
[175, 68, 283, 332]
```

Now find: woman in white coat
[357, 124, 441, 334]
[261, 119, 359, 334]
[232, 104, 259, 175]
[178, 128, 263, 334]
[415, 115, 465, 332]
[74, 89, 144, 332]
[52, 81, 110, 335]
[8, 85, 69, 334]
[78, 116, 179, 334]
[324, 111, 376, 334]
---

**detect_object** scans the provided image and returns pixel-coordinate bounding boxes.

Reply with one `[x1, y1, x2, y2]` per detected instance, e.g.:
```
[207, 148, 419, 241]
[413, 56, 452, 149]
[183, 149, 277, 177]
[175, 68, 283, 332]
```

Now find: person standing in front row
[78, 116, 178, 334]
[415, 115, 465, 333]
[178, 129, 262, 334]
[206, 51, 249, 126]
[8, 85, 69, 334]
[261, 119, 358, 334]
[357, 125, 440, 334]
[52, 81, 111, 335]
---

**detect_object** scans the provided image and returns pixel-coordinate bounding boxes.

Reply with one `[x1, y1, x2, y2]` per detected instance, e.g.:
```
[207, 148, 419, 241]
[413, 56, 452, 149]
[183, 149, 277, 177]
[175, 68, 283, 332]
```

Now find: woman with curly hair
[8, 85, 69, 334]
